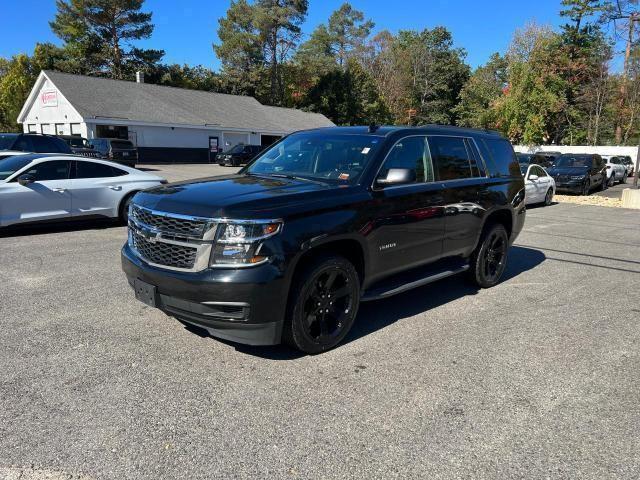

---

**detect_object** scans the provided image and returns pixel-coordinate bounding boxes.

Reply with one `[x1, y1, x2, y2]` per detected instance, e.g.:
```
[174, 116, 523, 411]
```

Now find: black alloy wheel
[582, 179, 591, 196]
[544, 188, 553, 206]
[285, 255, 360, 354]
[469, 224, 509, 288]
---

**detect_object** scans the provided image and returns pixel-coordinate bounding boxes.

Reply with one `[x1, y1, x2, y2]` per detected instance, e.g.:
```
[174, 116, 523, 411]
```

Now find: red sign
[40, 89, 58, 107]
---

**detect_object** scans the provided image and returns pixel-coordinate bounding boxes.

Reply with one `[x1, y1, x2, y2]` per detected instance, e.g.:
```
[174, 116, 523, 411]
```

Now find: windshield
[0, 134, 18, 150]
[227, 144, 246, 154]
[245, 133, 383, 183]
[555, 155, 592, 168]
[517, 153, 531, 164]
[0, 155, 32, 180]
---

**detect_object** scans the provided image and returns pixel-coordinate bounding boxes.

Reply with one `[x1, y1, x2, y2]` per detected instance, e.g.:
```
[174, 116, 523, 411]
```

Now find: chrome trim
[130, 204, 218, 240]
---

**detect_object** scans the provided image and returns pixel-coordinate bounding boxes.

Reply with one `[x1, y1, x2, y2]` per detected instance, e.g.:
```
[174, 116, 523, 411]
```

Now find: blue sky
[1, 0, 569, 70]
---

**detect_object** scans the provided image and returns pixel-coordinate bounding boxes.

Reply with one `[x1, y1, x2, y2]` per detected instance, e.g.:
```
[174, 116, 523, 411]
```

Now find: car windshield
[0, 134, 18, 150]
[517, 153, 531, 164]
[555, 155, 592, 168]
[227, 144, 246, 154]
[0, 155, 32, 180]
[244, 133, 383, 183]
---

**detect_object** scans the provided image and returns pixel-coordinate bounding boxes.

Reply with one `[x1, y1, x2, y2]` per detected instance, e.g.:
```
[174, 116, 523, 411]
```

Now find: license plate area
[134, 279, 158, 307]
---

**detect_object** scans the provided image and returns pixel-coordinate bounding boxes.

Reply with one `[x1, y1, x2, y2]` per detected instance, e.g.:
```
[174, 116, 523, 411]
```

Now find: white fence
[514, 145, 639, 162]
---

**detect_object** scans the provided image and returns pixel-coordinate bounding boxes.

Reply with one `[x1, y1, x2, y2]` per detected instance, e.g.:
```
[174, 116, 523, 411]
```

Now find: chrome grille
[130, 205, 209, 239]
[131, 229, 198, 270]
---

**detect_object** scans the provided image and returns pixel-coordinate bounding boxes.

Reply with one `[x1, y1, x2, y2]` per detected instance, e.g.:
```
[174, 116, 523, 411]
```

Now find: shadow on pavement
[227, 245, 546, 360]
[0, 218, 120, 238]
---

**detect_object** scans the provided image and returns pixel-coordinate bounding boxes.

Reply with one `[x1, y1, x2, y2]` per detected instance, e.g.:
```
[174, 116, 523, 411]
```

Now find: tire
[544, 188, 553, 206]
[118, 192, 136, 225]
[581, 179, 591, 196]
[284, 254, 360, 354]
[468, 223, 509, 288]
[622, 172, 627, 184]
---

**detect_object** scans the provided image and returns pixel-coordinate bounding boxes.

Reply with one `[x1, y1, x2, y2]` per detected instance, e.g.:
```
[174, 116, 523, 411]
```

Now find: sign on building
[40, 89, 58, 107]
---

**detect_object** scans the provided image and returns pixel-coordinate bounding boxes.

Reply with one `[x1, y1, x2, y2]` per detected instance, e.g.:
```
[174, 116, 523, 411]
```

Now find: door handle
[108, 185, 122, 191]
[52, 188, 66, 193]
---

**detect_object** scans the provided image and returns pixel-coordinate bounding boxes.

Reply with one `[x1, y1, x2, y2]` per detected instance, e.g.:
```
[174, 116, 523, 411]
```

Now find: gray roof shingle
[43, 70, 334, 132]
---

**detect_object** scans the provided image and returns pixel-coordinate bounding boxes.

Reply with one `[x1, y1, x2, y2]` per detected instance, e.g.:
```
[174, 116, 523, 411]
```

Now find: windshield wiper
[261, 173, 326, 184]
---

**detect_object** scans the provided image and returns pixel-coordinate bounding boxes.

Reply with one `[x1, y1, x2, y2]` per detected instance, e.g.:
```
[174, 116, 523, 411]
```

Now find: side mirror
[528, 174, 539, 181]
[376, 168, 416, 186]
[18, 174, 35, 186]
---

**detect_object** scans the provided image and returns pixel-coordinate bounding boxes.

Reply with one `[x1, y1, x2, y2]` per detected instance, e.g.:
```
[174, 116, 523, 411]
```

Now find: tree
[50, 0, 164, 79]
[454, 53, 508, 129]
[302, 58, 392, 125]
[327, 3, 374, 68]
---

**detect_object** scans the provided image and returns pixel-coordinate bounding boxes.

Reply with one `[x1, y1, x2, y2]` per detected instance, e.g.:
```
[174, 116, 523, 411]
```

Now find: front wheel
[284, 255, 360, 354]
[544, 188, 553, 206]
[469, 224, 509, 288]
[118, 192, 136, 225]
[582, 179, 591, 196]
[622, 172, 627, 184]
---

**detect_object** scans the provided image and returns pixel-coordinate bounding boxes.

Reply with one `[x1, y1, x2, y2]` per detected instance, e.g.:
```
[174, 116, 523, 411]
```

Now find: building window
[70, 123, 82, 136]
[55, 123, 66, 135]
[27, 124, 37, 133]
[96, 124, 128, 140]
[41, 123, 52, 134]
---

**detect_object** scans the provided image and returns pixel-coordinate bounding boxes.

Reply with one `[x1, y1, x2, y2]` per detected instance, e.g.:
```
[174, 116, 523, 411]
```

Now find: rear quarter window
[481, 138, 521, 178]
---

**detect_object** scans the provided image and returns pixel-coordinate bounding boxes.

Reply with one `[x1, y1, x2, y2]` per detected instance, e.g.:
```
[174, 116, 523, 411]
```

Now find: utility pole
[634, 143, 640, 188]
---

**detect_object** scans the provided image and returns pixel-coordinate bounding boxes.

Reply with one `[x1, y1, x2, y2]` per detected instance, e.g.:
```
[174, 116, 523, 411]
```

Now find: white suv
[602, 156, 628, 186]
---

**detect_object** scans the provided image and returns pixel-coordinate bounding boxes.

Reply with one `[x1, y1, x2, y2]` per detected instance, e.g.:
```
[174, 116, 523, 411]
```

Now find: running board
[361, 260, 470, 302]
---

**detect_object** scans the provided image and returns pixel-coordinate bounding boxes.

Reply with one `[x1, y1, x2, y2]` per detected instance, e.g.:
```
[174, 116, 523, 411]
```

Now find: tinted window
[110, 140, 134, 149]
[535, 166, 547, 177]
[13, 136, 33, 152]
[556, 155, 593, 168]
[22, 160, 70, 181]
[0, 134, 18, 149]
[482, 138, 520, 177]
[381, 136, 433, 183]
[30, 136, 63, 153]
[428, 136, 472, 181]
[75, 161, 126, 178]
[0, 156, 33, 180]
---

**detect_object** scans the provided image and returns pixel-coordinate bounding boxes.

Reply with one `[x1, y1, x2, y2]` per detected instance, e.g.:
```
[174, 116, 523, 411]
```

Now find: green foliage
[50, 0, 164, 79]
[302, 59, 392, 125]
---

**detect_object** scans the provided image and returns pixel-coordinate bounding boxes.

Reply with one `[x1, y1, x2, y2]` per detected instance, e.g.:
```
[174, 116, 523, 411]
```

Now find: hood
[132, 174, 365, 219]
[547, 166, 590, 176]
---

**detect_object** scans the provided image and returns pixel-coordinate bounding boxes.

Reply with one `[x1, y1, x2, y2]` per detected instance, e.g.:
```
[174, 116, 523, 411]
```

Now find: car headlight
[570, 175, 586, 180]
[210, 220, 282, 266]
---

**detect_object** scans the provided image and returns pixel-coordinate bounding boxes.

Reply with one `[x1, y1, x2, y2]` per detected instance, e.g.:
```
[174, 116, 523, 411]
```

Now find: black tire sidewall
[545, 189, 553, 205]
[286, 255, 360, 354]
[469, 224, 509, 288]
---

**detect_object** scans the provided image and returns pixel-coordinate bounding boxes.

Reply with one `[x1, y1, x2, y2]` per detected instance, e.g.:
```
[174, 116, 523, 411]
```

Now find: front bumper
[554, 180, 584, 193]
[121, 244, 289, 346]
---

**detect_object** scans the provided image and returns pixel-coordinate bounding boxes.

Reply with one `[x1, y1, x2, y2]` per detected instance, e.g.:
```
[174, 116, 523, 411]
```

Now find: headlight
[570, 175, 586, 180]
[210, 220, 282, 266]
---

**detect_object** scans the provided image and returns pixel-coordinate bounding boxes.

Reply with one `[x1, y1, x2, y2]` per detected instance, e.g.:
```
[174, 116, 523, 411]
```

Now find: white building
[17, 70, 334, 162]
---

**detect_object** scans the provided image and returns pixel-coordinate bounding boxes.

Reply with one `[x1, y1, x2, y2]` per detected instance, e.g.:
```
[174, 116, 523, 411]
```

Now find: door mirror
[528, 174, 539, 181]
[17, 174, 35, 186]
[376, 168, 416, 186]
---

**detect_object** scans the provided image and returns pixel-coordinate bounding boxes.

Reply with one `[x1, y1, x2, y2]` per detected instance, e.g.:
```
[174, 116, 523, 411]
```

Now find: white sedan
[0, 154, 166, 227]
[522, 163, 556, 206]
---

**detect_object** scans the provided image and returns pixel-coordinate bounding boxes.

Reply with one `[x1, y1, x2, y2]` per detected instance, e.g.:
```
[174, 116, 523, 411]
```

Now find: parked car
[522, 164, 555, 206]
[0, 154, 165, 227]
[517, 152, 553, 168]
[57, 135, 99, 158]
[602, 155, 628, 186]
[89, 138, 138, 167]
[122, 125, 526, 354]
[617, 155, 635, 177]
[217, 144, 263, 167]
[547, 153, 606, 195]
[538, 151, 563, 165]
[0, 133, 71, 160]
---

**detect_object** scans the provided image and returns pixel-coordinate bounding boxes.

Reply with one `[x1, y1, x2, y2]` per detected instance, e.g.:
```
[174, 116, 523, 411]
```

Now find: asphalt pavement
[1, 197, 639, 479]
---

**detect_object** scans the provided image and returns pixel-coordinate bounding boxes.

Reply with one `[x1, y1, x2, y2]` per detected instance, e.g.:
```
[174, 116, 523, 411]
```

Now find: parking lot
[1, 167, 640, 478]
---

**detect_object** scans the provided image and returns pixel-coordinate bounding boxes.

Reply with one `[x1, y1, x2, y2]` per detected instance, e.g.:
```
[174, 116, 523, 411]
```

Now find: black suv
[217, 144, 263, 167]
[547, 153, 607, 195]
[0, 133, 71, 159]
[122, 126, 526, 353]
[57, 135, 99, 157]
[517, 152, 553, 169]
[90, 138, 138, 167]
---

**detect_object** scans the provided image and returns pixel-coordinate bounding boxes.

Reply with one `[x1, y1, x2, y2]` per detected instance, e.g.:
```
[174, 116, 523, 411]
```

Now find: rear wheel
[469, 224, 509, 288]
[284, 255, 360, 354]
[118, 192, 136, 225]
